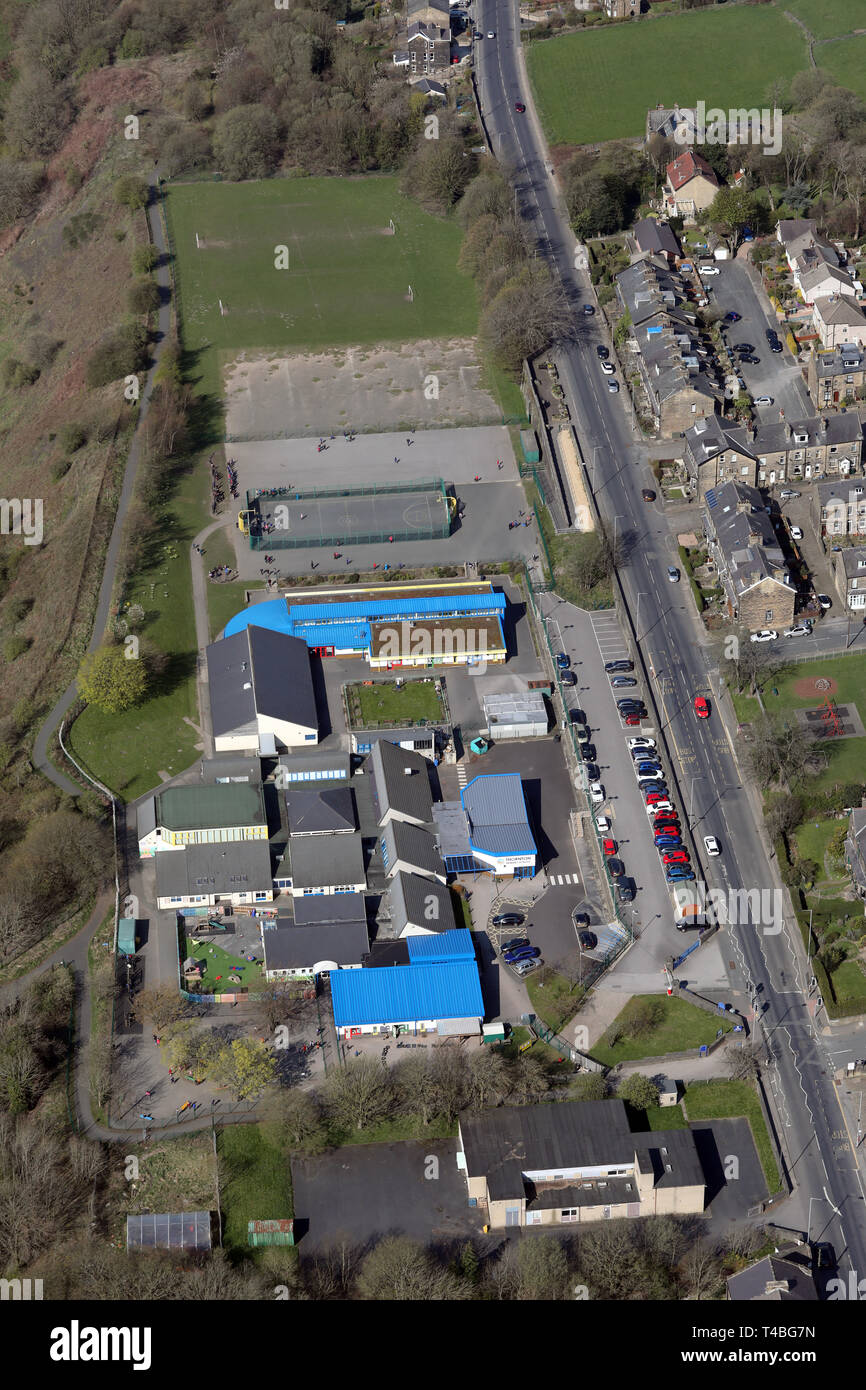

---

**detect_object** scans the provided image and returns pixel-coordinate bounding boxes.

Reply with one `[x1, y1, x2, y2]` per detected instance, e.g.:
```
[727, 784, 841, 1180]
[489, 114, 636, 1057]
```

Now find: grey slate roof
[726, 1254, 818, 1302]
[262, 921, 369, 972]
[705, 481, 789, 599]
[277, 751, 350, 782]
[811, 346, 865, 379]
[286, 786, 356, 836]
[462, 774, 536, 858]
[633, 218, 680, 259]
[389, 871, 456, 935]
[292, 892, 367, 926]
[155, 840, 274, 899]
[287, 832, 365, 890]
[207, 627, 317, 740]
[381, 818, 445, 878]
[370, 738, 434, 825]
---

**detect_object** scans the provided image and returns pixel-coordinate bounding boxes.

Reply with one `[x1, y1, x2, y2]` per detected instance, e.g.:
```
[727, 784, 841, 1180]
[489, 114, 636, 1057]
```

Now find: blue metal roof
[331, 961, 484, 1028]
[406, 928, 475, 965]
[462, 774, 537, 858]
[289, 620, 371, 650]
[287, 593, 505, 624]
[224, 599, 292, 639]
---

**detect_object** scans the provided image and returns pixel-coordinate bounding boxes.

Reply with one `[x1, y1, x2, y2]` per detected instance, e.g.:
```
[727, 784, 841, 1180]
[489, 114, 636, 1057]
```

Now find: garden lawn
[208, 577, 266, 642]
[589, 995, 733, 1067]
[792, 818, 842, 882]
[351, 678, 444, 726]
[829, 959, 866, 1011]
[219, 1124, 293, 1255]
[526, 7, 807, 145]
[683, 1079, 781, 1192]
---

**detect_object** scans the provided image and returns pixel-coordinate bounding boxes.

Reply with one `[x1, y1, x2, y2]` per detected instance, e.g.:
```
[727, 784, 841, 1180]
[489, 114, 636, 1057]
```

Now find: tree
[570, 1072, 607, 1102]
[210, 1037, 276, 1099]
[566, 168, 632, 238]
[626, 997, 665, 1040]
[213, 105, 282, 180]
[507, 1054, 551, 1106]
[261, 1088, 326, 1152]
[407, 137, 474, 212]
[617, 1072, 660, 1110]
[4, 71, 73, 157]
[129, 985, 188, 1035]
[724, 1041, 763, 1081]
[480, 269, 573, 374]
[77, 645, 148, 714]
[458, 170, 512, 227]
[128, 278, 162, 315]
[113, 176, 150, 211]
[513, 1234, 569, 1300]
[467, 1048, 508, 1109]
[356, 1236, 467, 1300]
[0, 160, 44, 230]
[746, 713, 828, 789]
[325, 1057, 394, 1132]
[706, 187, 764, 253]
[132, 246, 159, 275]
[86, 322, 148, 388]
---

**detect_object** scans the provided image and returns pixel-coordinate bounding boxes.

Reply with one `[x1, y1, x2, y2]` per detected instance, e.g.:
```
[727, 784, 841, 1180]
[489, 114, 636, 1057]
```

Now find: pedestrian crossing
[550, 873, 577, 886]
[457, 763, 468, 789]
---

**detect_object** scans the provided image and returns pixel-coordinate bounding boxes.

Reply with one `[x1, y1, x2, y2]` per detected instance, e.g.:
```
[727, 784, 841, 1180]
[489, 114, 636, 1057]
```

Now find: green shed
[118, 918, 137, 956]
[248, 1219, 294, 1247]
[520, 429, 540, 464]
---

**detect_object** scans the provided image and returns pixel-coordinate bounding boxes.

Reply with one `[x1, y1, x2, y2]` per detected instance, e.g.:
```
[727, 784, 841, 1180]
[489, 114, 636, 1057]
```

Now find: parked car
[572, 912, 590, 928]
[624, 714, 643, 726]
[616, 697, 644, 710]
[780, 489, 800, 499]
[580, 743, 597, 762]
[589, 782, 605, 804]
[583, 763, 600, 781]
[486, 29, 495, 37]
[790, 526, 803, 541]
[595, 815, 611, 833]
[605, 659, 633, 673]
[655, 836, 681, 849]
[636, 761, 663, 776]
[608, 380, 620, 393]
[583, 304, 595, 317]
[513, 958, 541, 977]
[750, 629, 778, 642]
[703, 835, 721, 856]
[616, 882, 635, 904]
[602, 838, 617, 857]
[725, 311, 741, 322]
[765, 327, 778, 341]
[578, 930, 597, 951]
[784, 624, 811, 638]
[699, 265, 720, 276]
[555, 652, 570, 669]
[653, 820, 680, 834]
[817, 593, 832, 610]
[770, 340, 783, 352]
[640, 782, 668, 796]
[662, 851, 690, 865]
[576, 724, 591, 743]
[740, 354, 760, 364]
[693, 696, 710, 718]
[667, 566, 680, 583]
[561, 670, 577, 687]
[645, 791, 669, 805]
[501, 938, 529, 953]
[667, 867, 695, 882]
[503, 945, 540, 964]
[492, 912, 524, 927]
[754, 396, 774, 405]
[600, 361, 615, 375]
[607, 858, 625, 878]
[596, 345, 609, 360]
[569, 708, 586, 724]
[733, 343, 754, 353]
[646, 800, 674, 815]
[641, 489, 656, 501]
[627, 736, 656, 750]
[812, 1242, 836, 1272]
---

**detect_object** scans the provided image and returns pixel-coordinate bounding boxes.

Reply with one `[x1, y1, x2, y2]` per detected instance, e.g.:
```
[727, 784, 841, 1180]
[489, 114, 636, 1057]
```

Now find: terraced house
[684, 413, 864, 500]
[702, 481, 795, 632]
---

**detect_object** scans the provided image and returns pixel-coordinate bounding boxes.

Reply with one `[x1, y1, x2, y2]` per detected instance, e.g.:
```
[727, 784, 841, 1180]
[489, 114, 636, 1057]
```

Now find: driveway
[708, 260, 812, 422]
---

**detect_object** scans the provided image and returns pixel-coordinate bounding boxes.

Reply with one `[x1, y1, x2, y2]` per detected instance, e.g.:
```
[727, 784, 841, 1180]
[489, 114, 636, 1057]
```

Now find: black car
[568, 708, 586, 724]
[725, 311, 741, 322]
[765, 327, 779, 341]
[733, 343, 754, 353]
[617, 698, 645, 711]
[740, 354, 760, 364]
[501, 937, 529, 953]
[578, 930, 597, 951]
[583, 763, 600, 781]
[616, 881, 636, 904]
[596, 345, 609, 359]
[604, 659, 633, 673]
[812, 1242, 836, 1272]
[583, 304, 595, 316]
[492, 912, 524, 927]
[770, 341, 783, 352]
[580, 743, 597, 762]
[560, 670, 577, 687]
[573, 912, 590, 928]
[607, 857, 625, 878]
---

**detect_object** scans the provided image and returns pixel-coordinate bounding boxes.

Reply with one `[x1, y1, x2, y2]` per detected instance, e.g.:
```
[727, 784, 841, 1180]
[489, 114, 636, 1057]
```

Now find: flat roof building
[435, 774, 537, 878]
[483, 690, 548, 740]
[331, 928, 483, 1037]
[138, 782, 268, 858]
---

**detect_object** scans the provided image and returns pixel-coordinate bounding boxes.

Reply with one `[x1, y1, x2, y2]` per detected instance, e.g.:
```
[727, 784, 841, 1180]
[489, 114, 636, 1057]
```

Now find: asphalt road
[476, 0, 866, 1273]
[707, 260, 813, 424]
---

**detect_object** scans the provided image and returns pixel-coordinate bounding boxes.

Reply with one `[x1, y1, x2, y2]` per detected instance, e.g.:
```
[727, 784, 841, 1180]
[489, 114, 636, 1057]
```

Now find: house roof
[726, 1254, 818, 1302]
[285, 832, 365, 890]
[777, 217, 818, 245]
[389, 871, 457, 934]
[799, 264, 855, 297]
[155, 840, 273, 899]
[277, 750, 351, 781]
[462, 773, 536, 858]
[370, 738, 434, 825]
[666, 150, 719, 192]
[292, 892, 367, 926]
[286, 786, 356, 836]
[330, 959, 483, 1028]
[206, 627, 317, 739]
[813, 295, 866, 328]
[838, 547, 866, 579]
[633, 218, 680, 259]
[262, 921, 369, 972]
[811, 347, 865, 379]
[154, 783, 267, 832]
[382, 819, 446, 878]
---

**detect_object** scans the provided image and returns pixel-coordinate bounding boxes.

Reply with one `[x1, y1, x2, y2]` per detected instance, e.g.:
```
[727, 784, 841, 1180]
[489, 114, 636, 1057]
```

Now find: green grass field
[165, 176, 476, 360]
[820, 33, 866, 103]
[683, 1079, 781, 1192]
[526, 7, 808, 145]
[218, 1125, 293, 1255]
[785, 0, 866, 40]
[589, 995, 733, 1067]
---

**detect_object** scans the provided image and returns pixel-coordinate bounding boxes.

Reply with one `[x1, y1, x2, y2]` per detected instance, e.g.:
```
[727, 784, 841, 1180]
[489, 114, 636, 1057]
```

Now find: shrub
[86, 323, 148, 389]
[0, 358, 39, 389]
[51, 460, 72, 482]
[7, 598, 33, 625]
[24, 332, 63, 369]
[131, 245, 159, 274]
[62, 210, 100, 247]
[113, 176, 149, 212]
[59, 422, 87, 453]
[4, 636, 30, 661]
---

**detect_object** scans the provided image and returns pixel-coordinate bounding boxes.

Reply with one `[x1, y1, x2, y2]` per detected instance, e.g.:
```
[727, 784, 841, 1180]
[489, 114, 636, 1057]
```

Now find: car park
[641, 489, 656, 501]
[513, 958, 541, 977]
[703, 835, 721, 856]
[578, 930, 597, 951]
[600, 361, 615, 375]
[693, 696, 709, 719]
[754, 396, 773, 405]
[750, 629, 778, 642]
[589, 782, 605, 804]
[611, 675, 637, 687]
[500, 938, 529, 953]
[561, 670, 577, 687]
[817, 594, 832, 609]
[627, 737, 655, 750]
[605, 659, 633, 673]
[503, 945, 540, 963]
[596, 345, 609, 360]
[492, 912, 524, 927]
[607, 858, 625, 879]
[595, 815, 611, 833]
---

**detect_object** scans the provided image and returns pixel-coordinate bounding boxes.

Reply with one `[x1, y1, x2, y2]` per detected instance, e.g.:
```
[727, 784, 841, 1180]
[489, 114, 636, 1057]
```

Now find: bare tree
[324, 1057, 394, 1132]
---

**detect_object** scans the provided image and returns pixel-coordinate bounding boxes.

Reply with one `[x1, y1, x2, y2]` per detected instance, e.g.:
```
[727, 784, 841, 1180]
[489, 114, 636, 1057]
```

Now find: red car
[602, 838, 617, 857]
[645, 792, 666, 805]
[663, 850, 690, 864]
[694, 696, 710, 719]
[654, 821, 679, 834]
[515, 102, 526, 113]
[624, 714, 642, 726]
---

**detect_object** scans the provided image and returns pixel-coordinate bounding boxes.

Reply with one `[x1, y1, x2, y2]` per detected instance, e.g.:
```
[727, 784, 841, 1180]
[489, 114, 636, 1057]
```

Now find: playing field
[820, 33, 866, 104]
[784, 0, 866, 40]
[527, 7, 808, 145]
[164, 176, 477, 354]
[248, 483, 451, 550]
